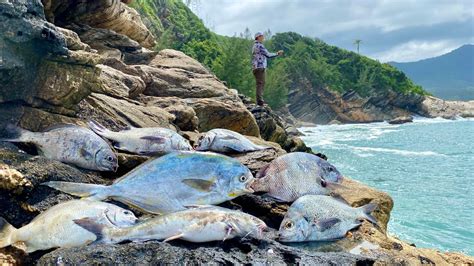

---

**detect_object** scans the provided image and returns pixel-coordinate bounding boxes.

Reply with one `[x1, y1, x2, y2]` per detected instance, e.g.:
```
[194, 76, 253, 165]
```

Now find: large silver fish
[251, 152, 343, 202]
[278, 195, 377, 242]
[0, 200, 137, 253]
[74, 205, 267, 244]
[195, 128, 270, 153]
[43, 152, 255, 214]
[0, 124, 117, 171]
[88, 120, 192, 155]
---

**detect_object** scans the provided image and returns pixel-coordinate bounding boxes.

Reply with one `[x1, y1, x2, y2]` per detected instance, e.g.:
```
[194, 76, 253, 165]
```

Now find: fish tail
[0, 124, 34, 143]
[87, 120, 113, 138]
[0, 217, 18, 248]
[42, 181, 110, 200]
[358, 202, 378, 226]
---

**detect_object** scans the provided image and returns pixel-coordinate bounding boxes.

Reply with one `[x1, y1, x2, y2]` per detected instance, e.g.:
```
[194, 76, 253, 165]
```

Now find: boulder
[96, 64, 146, 98]
[41, 0, 155, 48]
[418, 96, 474, 119]
[141, 96, 199, 131]
[150, 49, 209, 74]
[388, 116, 413, 125]
[82, 93, 175, 129]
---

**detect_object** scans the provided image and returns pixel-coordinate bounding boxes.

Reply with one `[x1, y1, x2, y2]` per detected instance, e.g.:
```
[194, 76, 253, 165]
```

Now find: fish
[74, 205, 267, 244]
[0, 200, 137, 253]
[43, 152, 255, 214]
[194, 128, 270, 153]
[87, 120, 192, 155]
[278, 195, 378, 242]
[0, 124, 118, 171]
[251, 152, 344, 202]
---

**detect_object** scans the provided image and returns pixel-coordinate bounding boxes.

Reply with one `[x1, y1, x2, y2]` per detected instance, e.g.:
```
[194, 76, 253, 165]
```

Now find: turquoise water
[300, 118, 474, 255]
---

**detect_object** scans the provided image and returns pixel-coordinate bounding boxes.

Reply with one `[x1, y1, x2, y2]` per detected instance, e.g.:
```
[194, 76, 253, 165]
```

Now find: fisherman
[252, 32, 284, 106]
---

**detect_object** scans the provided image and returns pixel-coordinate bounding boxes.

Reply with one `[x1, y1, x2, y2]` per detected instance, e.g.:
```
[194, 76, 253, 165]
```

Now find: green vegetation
[132, 0, 426, 109]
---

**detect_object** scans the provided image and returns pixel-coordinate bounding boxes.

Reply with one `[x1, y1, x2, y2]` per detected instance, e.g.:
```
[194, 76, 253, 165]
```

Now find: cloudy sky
[188, 0, 474, 62]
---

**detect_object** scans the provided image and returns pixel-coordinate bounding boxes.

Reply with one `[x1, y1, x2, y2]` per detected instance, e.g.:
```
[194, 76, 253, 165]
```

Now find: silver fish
[251, 152, 343, 202]
[0, 200, 137, 253]
[43, 152, 255, 214]
[278, 195, 377, 242]
[88, 120, 192, 155]
[195, 128, 270, 153]
[74, 206, 267, 244]
[0, 124, 117, 171]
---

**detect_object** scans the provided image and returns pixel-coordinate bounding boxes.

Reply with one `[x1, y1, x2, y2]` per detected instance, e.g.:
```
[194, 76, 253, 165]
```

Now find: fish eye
[285, 221, 294, 230]
[124, 211, 132, 215]
[239, 175, 247, 182]
[107, 156, 114, 162]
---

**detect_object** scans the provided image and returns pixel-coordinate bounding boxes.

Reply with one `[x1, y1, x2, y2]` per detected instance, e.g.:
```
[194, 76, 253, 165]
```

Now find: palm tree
[354, 39, 362, 54]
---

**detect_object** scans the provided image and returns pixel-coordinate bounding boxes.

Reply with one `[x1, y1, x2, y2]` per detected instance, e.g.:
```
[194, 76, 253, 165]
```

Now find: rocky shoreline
[0, 0, 473, 264]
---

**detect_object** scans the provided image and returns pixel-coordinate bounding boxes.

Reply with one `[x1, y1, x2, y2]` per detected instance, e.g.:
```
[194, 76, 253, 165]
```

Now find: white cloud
[187, 0, 474, 61]
[371, 39, 471, 62]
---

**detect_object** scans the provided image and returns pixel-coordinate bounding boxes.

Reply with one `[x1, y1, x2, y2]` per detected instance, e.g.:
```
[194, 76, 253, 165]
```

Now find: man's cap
[254, 32, 264, 39]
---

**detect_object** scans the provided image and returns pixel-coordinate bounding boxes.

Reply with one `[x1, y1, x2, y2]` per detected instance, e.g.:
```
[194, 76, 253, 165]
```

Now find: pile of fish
[0, 122, 378, 253]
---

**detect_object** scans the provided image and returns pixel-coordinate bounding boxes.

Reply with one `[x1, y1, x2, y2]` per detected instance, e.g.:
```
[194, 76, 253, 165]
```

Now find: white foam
[348, 146, 446, 157]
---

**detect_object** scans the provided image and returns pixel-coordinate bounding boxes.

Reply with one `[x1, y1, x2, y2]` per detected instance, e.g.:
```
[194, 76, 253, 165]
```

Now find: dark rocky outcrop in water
[0, 0, 473, 265]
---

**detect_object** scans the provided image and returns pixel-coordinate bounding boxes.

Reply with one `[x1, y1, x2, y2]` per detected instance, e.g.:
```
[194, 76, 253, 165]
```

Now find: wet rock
[388, 116, 413, 125]
[37, 239, 373, 265]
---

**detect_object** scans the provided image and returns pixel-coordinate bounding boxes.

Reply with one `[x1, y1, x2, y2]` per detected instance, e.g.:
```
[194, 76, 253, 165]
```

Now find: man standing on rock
[252, 32, 283, 106]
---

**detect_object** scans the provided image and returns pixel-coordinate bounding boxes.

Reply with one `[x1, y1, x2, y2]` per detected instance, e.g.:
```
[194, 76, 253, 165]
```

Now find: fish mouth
[244, 182, 255, 193]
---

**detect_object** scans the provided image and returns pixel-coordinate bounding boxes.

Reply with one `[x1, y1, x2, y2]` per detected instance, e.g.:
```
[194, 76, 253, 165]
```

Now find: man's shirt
[252, 41, 277, 70]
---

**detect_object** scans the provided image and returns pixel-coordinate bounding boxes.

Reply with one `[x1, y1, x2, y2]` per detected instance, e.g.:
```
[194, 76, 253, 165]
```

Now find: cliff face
[287, 84, 424, 124]
[0, 0, 473, 265]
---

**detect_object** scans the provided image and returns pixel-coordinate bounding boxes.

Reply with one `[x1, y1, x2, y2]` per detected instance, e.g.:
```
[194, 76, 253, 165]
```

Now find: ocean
[299, 117, 474, 256]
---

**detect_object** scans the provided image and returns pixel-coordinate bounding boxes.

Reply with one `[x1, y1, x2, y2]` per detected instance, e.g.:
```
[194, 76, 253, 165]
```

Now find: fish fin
[73, 217, 108, 244]
[140, 136, 166, 144]
[0, 124, 32, 143]
[358, 202, 379, 226]
[42, 181, 109, 200]
[262, 194, 288, 203]
[87, 120, 112, 137]
[110, 195, 166, 215]
[80, 148, 94, 161]
[314, 218, 341, 232]
[256, 163, 271, 178]
[0, 217, 17, 248]
[163, 233, 184, 242]
[182, 179, 215, 192]
[43, 123, 78, 132]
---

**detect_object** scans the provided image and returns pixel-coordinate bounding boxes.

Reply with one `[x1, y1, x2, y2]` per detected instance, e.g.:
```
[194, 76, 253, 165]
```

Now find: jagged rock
[150, 49, 209, 74]
[388, 116, 413, 125]
[42, 0, 155, 48]
[96, 64, 146, 98]
[83, 93, 175, 129]
[0, 0, 100, 121]
[287, 86, 423, 124]
[57, 27, 91, 51]
[0, 164, 32, 195]
[418, 96, 474, 119]
[141, 96, 199, 131]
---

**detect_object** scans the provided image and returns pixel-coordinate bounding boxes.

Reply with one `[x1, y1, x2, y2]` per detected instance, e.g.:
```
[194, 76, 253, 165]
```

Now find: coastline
[0, 0, 473, 264]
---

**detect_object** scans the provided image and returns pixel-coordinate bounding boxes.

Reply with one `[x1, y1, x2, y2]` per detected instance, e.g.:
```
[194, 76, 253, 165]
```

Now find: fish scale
[252, 152, 343, 202]
[44, 152, 255, 214]
[279, 195, 378, 242]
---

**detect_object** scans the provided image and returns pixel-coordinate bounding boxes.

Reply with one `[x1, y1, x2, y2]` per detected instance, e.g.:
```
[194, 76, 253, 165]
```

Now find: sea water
[299, 117, 474, 255]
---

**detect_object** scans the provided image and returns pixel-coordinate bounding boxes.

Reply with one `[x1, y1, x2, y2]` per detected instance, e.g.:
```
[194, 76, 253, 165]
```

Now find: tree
[354, 39, 362, 54]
